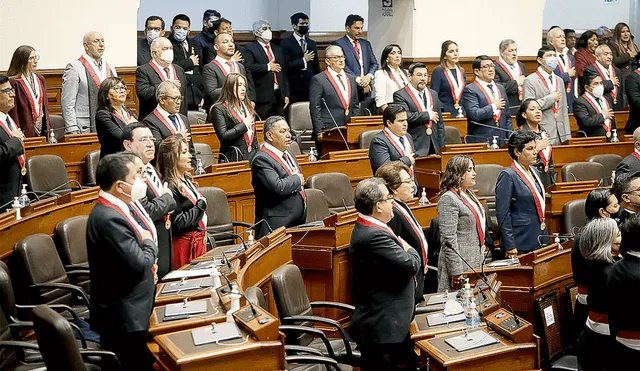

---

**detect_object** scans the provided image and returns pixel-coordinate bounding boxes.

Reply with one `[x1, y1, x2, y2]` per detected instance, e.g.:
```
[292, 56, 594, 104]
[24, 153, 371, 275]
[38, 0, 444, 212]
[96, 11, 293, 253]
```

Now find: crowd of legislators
[1, 7, 640, 371]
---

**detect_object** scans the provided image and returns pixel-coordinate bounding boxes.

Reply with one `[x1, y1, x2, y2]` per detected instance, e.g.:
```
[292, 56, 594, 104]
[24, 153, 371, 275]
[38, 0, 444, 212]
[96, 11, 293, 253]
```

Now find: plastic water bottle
[465, 298, 480, 329]
[12, 197, 22, 221]
[195, 158, 206, 175]
[611, 170, 616, 185]
[308, 147, 318, 162]
[247, 230, 255, 246]
[461, 279, 471, 310]
[18, 184, 30, 207]
[418, 188, 430, 205]
[611, 129, 619, 143]
[48, 129, 57, 144]
[554, 233, 562, 251]
[489, 136, 499, 150]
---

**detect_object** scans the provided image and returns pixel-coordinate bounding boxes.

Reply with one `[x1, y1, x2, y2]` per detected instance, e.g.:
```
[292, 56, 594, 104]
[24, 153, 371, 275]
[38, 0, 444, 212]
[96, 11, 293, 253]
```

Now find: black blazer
[614, 153, 640, 184]
[86, 202, 157, 333]
[494, 61, 527, 115]
[349, 220, 421, 345]
[201, 60, 256, 109]
[168, 181, 207, 235]
[606, 254, 640, 337]
[462, 82, 513, 146]
[583, 64, 625, 111]
[207, 103, 259, 162]
[168, 34, 205, 109]
[250, 148, 306, 238]
[142, 110, 196, 167]
[570, 231, 589, 288]
[0, 125, 24, 209]
[368, 130, 414, 175]
[393, 87, 445, 156]
[244, 41, 290, 103]
[309, 71, 359, 136]
[586, 260, 613, 316]
[573, 95, 617, 138]
[135, 62, 188, 120]
[137, 38, 152, 66]
[625, 71, 640, 133]
[95, 108, 137, 159]
[280, 34, 321, 103]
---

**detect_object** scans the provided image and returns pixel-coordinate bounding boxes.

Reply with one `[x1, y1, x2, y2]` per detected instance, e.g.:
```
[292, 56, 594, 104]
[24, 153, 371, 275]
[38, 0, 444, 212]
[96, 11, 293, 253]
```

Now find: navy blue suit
[495, 165, 548, 253]
[333, 36, 378, 78]
[430, 66, 467, 117]
[461, 81, 512, 146]
[281, 34, 320, 103]
[553, 53, 577, 113]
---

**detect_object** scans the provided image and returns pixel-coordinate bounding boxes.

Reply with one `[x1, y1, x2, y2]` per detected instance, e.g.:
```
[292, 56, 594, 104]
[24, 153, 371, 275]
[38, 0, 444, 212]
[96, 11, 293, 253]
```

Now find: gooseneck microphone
[483, 197, 516, 275]
[320, 98, 350, 151]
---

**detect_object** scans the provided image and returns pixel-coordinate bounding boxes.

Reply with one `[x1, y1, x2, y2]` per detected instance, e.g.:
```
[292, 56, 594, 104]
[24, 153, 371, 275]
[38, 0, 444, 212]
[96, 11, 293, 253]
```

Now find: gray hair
[499, 39, 516, 53]
[155, 80, 180, 101]
[252, 20, 270, 34]
[354, 177, 386, 216]
[150, 37, 169, 52]
[263, 115, 286, 142]
[595, 44, 611, 56]
[325, 45, 343, 58]
[579, 218, 617, 263]
[634, 126, 640, 143]
[546, 27, 563, 45]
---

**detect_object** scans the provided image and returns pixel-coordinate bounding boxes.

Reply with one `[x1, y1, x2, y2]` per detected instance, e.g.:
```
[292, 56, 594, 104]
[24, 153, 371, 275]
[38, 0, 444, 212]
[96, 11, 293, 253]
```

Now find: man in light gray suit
[523, 45, 570, 145]
[61, 32, 117, 134]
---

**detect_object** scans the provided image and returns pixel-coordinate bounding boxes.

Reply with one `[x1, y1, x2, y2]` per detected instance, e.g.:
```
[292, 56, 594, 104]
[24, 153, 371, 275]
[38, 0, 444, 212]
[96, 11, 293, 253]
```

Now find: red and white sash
[583, 92, 613, 133]
[78, 55, 114, 88]
[473, 80, 502, 124]
[555, 53, 575, 93]
[631, 150, 640, 162]
[537, 130, 553, 168]
[392, 200, 428, 265]
[495, 58, 523, 99]
[443, 66, 465, 105]
[212, 58, 238, 76]
[324, 69, 351, 112]
[593, 62, 618, 104]
[0, 116, 25, 169]
[153, 108, 183, 135]
[356, 214, 401, 245]
[223, 101, 255, 148]
[113, 107, 133, 126]
[404, 85, 433, 130]
[180, 178, 207, 229]
[511, 161, 545, 225]
[262, 146, 307, 204]
[536, 69, 560, 117]
[449, 188, 486, 247]
[144, 166, 163, 197]
[388, 68, 408, 90]
[97, 194, 157, 243]
[149, 60, 177, 81]
[16, 74, 44, 123]
[382, 128, 414, 177]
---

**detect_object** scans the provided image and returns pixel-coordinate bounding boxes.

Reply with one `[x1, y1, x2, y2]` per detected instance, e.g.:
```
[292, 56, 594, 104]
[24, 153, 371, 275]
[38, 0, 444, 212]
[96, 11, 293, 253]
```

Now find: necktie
[163, 67, 170, 78]
[353, 39, 361, 60]
[226, 61, 234, 73]
[5, 116, 16, 131]
[399, 136, 405, 150]
[300, 38, 306, 52]
[337, 74, 347, 90]
[487, 84, 495, 99]
[595, 97, 602, 107]
[128, 204, 150, 232]
[549, 75, 554, 84]
[265, 45, 279, 85]
[182, 41, 189, 54]
[559, 54, 565, 65]
[97, 59, 103, 71]
[283, 152, 295, 171]
[168, 114, 180, 131]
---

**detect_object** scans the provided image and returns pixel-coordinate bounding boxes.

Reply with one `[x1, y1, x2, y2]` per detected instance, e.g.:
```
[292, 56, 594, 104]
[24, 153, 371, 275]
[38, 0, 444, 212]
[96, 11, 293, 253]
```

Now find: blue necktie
[128, 204, 150, 231]
[168, 114, 180, 131]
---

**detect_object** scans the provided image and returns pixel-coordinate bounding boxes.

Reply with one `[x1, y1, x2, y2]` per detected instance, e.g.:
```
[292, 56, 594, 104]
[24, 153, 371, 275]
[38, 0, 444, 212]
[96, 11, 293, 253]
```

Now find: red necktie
[337, 73, 346, 89]
[226, 61, 235, 73]
[163, 67, 170, 79]
[181, 41, 188, 54]
[265, 45, 279, 85]
[353, 40, 361, 60]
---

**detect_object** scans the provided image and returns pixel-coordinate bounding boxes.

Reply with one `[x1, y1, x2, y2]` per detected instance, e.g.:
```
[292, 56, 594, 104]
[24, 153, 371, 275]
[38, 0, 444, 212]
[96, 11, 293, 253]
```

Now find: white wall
[368, 0, 413, 62]
[543, 0, 631, 30]
[309, 0, 369, 31]
[0, 0, 140, 70]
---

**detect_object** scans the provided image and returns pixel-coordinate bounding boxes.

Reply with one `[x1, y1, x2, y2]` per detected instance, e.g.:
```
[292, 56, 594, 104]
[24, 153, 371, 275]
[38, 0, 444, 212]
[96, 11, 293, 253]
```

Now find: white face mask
[130, 177, 148, 200]
[260, 29, 272, 41]
[160, 49, 174, 64]
[592, 85, 605, 98]
[146, 30, 161, 44]
[173, 29, 188, 42]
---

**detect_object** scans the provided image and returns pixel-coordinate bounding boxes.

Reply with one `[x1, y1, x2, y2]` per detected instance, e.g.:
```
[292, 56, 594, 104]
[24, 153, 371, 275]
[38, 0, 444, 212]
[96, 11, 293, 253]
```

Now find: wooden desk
[298, 149, 373, 188]
[410, 312, 484, 341]
[318, 116, 383, 154]
[149, 298, 227, 336]
[545, 181, 599, 233]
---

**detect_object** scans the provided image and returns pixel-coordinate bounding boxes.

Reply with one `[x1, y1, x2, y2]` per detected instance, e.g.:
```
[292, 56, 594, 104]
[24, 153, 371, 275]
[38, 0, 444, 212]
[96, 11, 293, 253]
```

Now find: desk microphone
[247, 219, 273, 235]
[320, 98, 350, 151]
[463, 134, 492, 145]
[221, 250, 234, 269]
[228, 146, 244, 162]
[195, 150, 229, 164]
[469, 121, 514, 134]
[33, 180, 84, 199]
[536, 234, 574, 249]
[220, 271, 234, 294]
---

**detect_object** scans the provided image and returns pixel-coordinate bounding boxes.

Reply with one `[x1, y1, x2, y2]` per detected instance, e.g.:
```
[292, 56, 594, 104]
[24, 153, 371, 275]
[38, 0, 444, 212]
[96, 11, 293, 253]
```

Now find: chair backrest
[444, 126, 462, 144]
[0, 261, 18, 323]
[84, 150, 100, 187]
[13, 234, 72, 306]
[587, 154, 622, 186]
[55, 216, 89, 267]
[563, 199, 587, 235]
[305, 189, 331, 223]
[25, 155, 71, 196]
[272, 265, 314, 346]
[245, 286, 268, 310]
[535, 291, 565, 362]
[306, 172, 354, 213]
[194, 142, 215, 169]
[471, 164, 504, 197]
[565, 283, 578, 315]
[288, 102, 314, 153]
[0, 304, 18, 371]
[288, 141, 302, 156]
[32, 305, 88, 371]
[187, 110, 207, 126]
[561, 161, 605, 184]
[358, 129, 380, 149]
[50, 114, 66, 141]
[199, 187, 235, 246]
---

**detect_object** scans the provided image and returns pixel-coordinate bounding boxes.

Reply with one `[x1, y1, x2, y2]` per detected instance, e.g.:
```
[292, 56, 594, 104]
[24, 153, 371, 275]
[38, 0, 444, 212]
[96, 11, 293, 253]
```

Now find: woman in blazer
[208, 73, 259, 162]
[517, 98, 555, 188]
[430, 40, 466, 117]
[496, 130, 547, 256]
[7, 45, 51, 138]
[95, 77, 137, 158]
[373, 44, 409, 113]
[157, 135, 208, 268]
[437, 155, 486, 291]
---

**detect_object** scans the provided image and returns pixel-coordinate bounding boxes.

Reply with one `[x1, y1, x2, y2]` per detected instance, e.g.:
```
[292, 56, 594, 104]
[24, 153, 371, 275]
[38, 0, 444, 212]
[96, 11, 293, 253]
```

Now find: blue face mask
[173, 29, 188, 42]
[544, 56, 558, 71]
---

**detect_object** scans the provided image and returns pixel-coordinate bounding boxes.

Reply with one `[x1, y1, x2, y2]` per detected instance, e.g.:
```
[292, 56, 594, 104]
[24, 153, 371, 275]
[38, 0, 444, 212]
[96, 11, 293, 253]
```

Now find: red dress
[169, 178, 208, 268]
[8, 73, 50, 138]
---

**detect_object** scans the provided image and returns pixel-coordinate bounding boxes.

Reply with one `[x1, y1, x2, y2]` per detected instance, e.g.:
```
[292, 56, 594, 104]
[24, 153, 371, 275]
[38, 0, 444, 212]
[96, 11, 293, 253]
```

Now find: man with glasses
[142, 81, 195, 167]
[136, 37, 188, 120]
[613, 171, 640, 226]
[309, 45, 359, 153]
[615, 127, 640, 184]
[62, 31, 117, 134]
[462, 55, 512, 146]
[0, 75, 26, 210]
[138, 16, 166, 66]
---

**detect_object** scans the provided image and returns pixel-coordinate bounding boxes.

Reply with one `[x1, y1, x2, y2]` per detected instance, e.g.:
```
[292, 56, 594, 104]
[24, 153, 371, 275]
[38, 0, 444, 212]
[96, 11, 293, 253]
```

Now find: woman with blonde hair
[609, 22, 639, 81]
[157, 135, 208, 267]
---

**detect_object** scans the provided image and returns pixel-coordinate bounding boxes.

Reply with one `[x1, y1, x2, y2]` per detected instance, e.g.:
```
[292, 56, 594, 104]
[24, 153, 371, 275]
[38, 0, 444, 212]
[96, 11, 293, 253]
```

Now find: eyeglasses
[327, 55, 346, 60]
[163, 95, 182, 102]
[0, 87, 15, 95]
[479, 64, 495, 70]
[112, 85, 129, 93]
[29, 55, 40, 62]
[400, 179, 415, 185]
[138, 136, 155, 143]
[378, 194, 395, 203]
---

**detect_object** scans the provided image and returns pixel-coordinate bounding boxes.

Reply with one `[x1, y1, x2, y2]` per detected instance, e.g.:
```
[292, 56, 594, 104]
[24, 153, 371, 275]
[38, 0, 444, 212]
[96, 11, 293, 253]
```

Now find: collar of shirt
[83, 53, 102, 67]
[346, 34, 357, 45]
[408, 84, 429, 110]
[327, 67, 349, 95]
[293, 33, 305, 44]
[0, 111, 7, 123]
[595, 61, 612, 76]
[635, 148, 640, 156]
[151, 59, 174, 79]
[358, 213, 391, 230]
[99, 190, 131, 216]
[156, 106, 183, 128]
[537, 66, 557, 88]
[498, 56, 515, 69]
[258, 40, 271, 51]
[263, 142, 287, 159]
[214, 55, 234, 72]
[383, 127, 408, 151]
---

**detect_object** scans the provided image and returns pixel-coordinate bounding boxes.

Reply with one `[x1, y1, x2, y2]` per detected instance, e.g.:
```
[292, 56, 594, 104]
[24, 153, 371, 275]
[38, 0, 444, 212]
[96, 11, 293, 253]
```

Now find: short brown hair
[375, 161, 411, 192]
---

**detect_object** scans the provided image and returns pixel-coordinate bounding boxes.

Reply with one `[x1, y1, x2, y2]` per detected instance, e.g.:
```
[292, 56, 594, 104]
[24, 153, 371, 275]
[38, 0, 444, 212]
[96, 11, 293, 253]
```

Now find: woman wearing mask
[373, 44, 410, 112]
[208, 73, 259, 162]
[574, 74, 616, 139]
[609, 22, 639, 81]
[96, 77, 138, 158]
[516, 98, 555, 187]
[430, 40, 466, 117]
[7, 45, 51, 138]
[575, 31, 599, 80]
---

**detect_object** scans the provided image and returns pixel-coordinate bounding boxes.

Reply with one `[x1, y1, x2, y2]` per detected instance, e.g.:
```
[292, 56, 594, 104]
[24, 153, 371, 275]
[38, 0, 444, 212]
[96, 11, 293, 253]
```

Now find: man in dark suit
[349, 177, 421, 371]
[333, 14, 378, 111]
[547, 27, 577, 113]
[393, 62, 444, 156]
[281, 12, 320, 103]
[463, 55, 512, 146]
[136, 37, 188, 120]
[142, 81, 196, 167]
[613, 172, 640, 226]
[574, 73, 617, 138]
[309, 45, 359, 153]
[369, 103, 415, 176]
[168, 14, 204, 111]
[251, 116, 306, 238]
[201, 18, 248, 67]
[625, 67, 640, 133]
[86, 153, 158, 371]
[0, 75, 26, 210]
[614, 129, 640, 185]
[138, 15, 165, 66]
[584, 44, 625, 111]
[494, 39, 527, 115]
[245, 20, 290, 120]
[202, 33, 255, 109]
[122, 122, 177, 279]
[191, 9, 221, 69]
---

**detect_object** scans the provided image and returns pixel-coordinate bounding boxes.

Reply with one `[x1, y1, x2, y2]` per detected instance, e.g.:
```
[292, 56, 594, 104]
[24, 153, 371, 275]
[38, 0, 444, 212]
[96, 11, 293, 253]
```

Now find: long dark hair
[380, 44, 406, 76]
[7, 45, 35, 77]
[585, 188, 615, 220]
[439, 155, 475, 195]
[438, 40, 464, 73]
[97, 77, 128, 112]
[577, 30, 598, 50]
[157, 135, 190, 188]
[516, 98, 538, 128]
[216, 73, 256, 118]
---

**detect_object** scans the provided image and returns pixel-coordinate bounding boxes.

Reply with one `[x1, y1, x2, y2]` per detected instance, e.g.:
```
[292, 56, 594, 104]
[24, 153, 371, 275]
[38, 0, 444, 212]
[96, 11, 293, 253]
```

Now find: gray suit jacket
[201, 60, 256, 109]
[436, 190, 484, 291]
[523, 70, 571, 145]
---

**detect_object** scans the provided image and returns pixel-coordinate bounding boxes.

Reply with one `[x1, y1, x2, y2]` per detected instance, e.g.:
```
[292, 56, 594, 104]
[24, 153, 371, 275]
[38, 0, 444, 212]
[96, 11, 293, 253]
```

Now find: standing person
[584, 44, 625, 111]
[0, 75, 26, 210]
[95, 77, 138, 159]
[517, 99, 555, 187]
[494, 39, 527, 115]
[251, 116, 306, 238]
[6, 45, 50, 138]
[368, 104, 415, 180]
[523, 45, 571, 145]
[430, 40, 466, 117]
[138, 16, 165, 66]
[61, 31, 117, 134]
[191, 9, 222, 68]
[437, 155, 486, 291]
[244, 20, 290, 120]
[574, 31, 599, 80]
[157, 135, 207, 268]
[349, 177, 420, 371]
[281, 12, 320, 103]
[547, 27, 578, 113]
[574, 73, 617, 139]
[613, 127, 640, 182]
[168, 14, 205, 112]
[626, 67, 640, 133]
[374, 44, 410, 112]
[86, 153, 158, 371]
[496, 130, 548, 255]
[565, 29, 578, 55]
[208, 73, 259, 162]
[609, 22, 639, 82]
[612, 172, 640, 225]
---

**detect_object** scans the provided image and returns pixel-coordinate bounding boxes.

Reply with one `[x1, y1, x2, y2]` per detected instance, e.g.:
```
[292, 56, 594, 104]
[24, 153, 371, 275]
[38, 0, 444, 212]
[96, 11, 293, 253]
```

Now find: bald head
[83, 31, 105, 60]
[150, 37, 173, 66]
[214, 33, 235, 58]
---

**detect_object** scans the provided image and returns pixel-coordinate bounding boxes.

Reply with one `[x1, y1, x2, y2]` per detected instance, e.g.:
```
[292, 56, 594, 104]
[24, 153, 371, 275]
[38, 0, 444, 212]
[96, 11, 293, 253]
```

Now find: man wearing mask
[168, 14, 204, 112]
[614, 127, 640, 183]
[574, 73, 616, 138]
[494, 39, 527, 115]
[523, 45, 571, 145]
[547, 27, 577, 113]
[136, 37, 188, 119]
[281, 12, 320, 103]
[138, 16, 165, 66]
[245, 20, 290, 120]
[0, 75, 26, 210]
[191, 9, 221, 68]
[62, 31, 117, 134]
[584, 44, 625, 111]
